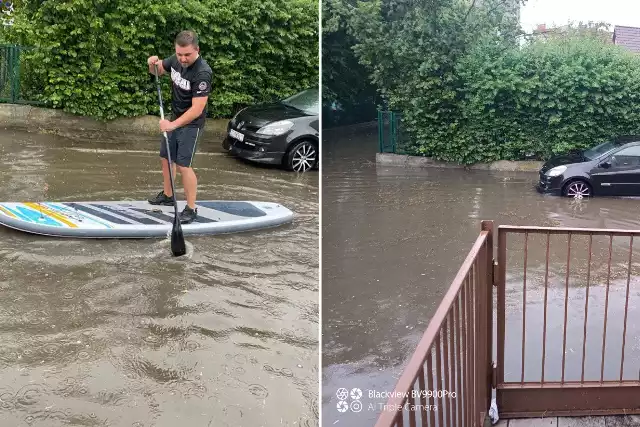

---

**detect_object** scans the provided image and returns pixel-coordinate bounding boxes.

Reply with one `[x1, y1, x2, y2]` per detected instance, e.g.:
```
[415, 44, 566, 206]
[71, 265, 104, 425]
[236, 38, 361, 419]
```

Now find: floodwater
[321, 125, 640, 426]
[0, 127, 319, 426]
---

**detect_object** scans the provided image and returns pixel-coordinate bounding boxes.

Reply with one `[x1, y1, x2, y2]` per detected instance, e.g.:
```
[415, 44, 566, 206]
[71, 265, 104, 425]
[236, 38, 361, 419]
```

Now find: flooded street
[0, 127, 319, 426]
[321, 126, 640, 426]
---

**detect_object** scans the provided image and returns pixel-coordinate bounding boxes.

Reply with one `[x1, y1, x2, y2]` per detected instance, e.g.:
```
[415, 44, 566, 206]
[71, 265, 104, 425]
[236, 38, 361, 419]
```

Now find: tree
[322, 0, 381, 126]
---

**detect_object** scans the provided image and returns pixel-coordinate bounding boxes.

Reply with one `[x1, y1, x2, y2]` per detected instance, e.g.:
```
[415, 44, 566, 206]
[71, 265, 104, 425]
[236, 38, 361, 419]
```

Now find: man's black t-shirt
[161, 55, 212, 128]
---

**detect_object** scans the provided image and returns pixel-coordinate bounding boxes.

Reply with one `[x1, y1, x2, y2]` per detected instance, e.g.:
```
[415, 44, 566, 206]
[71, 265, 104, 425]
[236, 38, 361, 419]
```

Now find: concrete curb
[0, 104, 230, 141]
[376, 153, 544, 172]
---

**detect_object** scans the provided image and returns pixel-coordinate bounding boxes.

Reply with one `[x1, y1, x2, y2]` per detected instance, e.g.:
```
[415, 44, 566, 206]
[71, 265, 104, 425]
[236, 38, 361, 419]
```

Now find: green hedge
[378, 36, 640, 164]
[447, 37, 640, 163]
[5, 0, 318, 120]
[348, 0, 640, 164]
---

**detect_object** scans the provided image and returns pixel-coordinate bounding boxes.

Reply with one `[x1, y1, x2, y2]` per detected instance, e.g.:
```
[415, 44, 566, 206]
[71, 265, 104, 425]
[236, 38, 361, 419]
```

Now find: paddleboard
[0, 200, 294, 238]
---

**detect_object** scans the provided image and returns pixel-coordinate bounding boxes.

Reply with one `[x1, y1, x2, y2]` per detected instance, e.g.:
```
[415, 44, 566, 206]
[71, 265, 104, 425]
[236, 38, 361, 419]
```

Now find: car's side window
[611, 145, 640, 167]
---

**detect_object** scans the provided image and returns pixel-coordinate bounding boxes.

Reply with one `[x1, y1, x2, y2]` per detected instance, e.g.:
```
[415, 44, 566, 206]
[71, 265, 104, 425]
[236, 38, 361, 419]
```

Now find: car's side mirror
[600, 160, 611, 168]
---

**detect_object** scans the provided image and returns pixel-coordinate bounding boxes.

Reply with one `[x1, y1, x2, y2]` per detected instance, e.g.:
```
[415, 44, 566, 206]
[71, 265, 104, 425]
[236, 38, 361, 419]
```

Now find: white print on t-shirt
[170, 67, 191, 91]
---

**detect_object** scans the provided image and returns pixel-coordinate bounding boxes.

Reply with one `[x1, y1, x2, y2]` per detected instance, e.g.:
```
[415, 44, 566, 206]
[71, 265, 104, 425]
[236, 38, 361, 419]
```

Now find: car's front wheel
[563, 180, 592, 199]
[285, 140, 318, 172]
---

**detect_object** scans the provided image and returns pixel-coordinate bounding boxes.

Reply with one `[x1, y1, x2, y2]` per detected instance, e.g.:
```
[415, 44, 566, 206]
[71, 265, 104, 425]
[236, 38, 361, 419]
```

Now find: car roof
[617, 140, 640, 147]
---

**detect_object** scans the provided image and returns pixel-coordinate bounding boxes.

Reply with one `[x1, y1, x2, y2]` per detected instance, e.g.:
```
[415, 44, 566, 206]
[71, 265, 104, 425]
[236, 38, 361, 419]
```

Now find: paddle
[153, 63, 187, 257]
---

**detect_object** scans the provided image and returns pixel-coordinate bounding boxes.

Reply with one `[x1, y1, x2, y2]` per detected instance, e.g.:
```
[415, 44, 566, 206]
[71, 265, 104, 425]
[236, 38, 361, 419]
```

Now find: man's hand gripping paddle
[154, 63, 186, 257]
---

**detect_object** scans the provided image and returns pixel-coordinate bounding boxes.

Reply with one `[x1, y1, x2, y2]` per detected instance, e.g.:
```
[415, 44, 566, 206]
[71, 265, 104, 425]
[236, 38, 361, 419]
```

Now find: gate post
[482, 220, 495, 413]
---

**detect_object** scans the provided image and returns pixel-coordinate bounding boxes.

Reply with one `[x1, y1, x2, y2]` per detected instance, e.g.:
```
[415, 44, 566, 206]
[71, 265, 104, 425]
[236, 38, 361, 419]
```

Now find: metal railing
[376, 222, 640, 426]
[378, 110, 408, 154]
[0, 44, 44, 105]
[496, 225, 640, 418]
[374, 221, 494, 427]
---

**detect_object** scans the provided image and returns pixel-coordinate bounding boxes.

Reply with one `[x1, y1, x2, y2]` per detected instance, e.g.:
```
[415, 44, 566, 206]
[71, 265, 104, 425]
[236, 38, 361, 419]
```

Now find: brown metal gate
[495, 225, 640, 418]
[375, 221, 640, 426]
[374, 221, 494, 427]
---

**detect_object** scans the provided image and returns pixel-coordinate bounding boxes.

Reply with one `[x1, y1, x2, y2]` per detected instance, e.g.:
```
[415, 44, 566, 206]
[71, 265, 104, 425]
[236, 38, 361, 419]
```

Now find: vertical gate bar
[435, 333, 444, 427]
[475, 261, 480, 422]
[521, 232, 528, 384]
[418, 366, 428, 427]
[12, 46, 18, 102]
[470, 264, 476, 424]
[581, 234, 593, 383]
[561, 232, 572, 384]
[474, 258, 482, 426]
[390, 112, 396, 153]
[620, 236, 634, 382]
[454, 296, 462, 427]
[14, 46, 20, 102]
[478, 242, 484, 413]
[601, 234, 613, 383]
[481, 221, 494, 413]
[10, 45, 15, 102]
[475, 246, 485, 422]
[409, 383, 418, 427]
[395, 113, 399, 153]
[427, 349, 436, 427]
[541, 232, 550, 383]
[497, 229, 507, 390]
[443, 312, 452, 427]
[387, 112, 392, 153]
[461, 280, 469, 426]
[466, 274, 474, 426]
[378, 110, 382, 152]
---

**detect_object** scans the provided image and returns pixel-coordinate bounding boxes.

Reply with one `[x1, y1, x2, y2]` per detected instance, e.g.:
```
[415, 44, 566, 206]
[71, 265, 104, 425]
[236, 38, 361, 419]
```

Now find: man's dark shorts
[160, 126, 203, 167]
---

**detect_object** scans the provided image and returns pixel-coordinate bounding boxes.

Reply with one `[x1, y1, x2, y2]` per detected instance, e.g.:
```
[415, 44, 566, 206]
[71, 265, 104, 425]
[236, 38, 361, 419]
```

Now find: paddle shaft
[153, 63, 179, 217]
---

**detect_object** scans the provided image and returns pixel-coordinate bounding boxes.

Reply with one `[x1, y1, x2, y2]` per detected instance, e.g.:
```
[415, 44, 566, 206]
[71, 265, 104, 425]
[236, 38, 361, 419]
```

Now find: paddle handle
[153, 63, 168, 139]
[153, 62, 178, 211]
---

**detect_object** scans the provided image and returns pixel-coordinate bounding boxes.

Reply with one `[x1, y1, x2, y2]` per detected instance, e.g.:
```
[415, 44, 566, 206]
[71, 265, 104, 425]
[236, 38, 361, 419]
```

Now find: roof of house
[613, 25, 640, 53]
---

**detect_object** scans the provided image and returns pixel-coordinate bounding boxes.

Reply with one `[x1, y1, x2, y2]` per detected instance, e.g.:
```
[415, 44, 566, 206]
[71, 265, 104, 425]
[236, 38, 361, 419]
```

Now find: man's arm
[168, 97, 208, 129]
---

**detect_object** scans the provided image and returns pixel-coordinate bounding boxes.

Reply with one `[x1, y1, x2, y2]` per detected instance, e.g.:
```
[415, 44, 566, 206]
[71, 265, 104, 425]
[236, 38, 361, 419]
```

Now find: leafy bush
[5, 0, 318, 120]
[453, 36, 640, 163]
[349, 0, 640, 163]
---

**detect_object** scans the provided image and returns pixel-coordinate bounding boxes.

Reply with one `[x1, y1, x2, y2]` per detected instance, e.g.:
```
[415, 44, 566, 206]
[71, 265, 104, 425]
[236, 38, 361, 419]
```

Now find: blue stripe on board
[92, 204, 165, 225]
[197, 201, 266, 218]
[12, 205, 64, 227]
[45, 203, 113, 229]
[0, 204, 32, 222]
[65, 203, 131, 225]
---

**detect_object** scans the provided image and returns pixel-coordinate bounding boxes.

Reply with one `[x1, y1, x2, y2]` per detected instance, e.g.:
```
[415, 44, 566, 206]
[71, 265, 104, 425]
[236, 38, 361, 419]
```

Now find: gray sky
[519, 0, 640, 32]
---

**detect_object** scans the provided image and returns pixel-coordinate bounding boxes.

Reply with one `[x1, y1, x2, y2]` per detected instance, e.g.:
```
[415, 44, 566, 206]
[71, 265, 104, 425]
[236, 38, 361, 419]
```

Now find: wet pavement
[0, 127, 319, 426]
[321, 125, 640, 426]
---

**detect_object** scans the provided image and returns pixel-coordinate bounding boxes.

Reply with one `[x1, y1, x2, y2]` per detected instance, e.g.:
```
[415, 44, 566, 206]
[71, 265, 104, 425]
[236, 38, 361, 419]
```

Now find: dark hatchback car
[222, 88, 319, 172]
[537, 137, 640, 198]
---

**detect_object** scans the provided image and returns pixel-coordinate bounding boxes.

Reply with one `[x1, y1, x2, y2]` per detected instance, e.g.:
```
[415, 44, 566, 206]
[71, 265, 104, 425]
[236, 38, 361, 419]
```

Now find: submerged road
[0, 127, 319, 426]
[322, 125, 640, 426]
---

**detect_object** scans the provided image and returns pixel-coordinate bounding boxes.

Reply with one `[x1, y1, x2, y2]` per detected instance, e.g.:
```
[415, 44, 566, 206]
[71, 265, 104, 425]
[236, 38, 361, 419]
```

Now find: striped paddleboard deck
[0, 200, 294, 238]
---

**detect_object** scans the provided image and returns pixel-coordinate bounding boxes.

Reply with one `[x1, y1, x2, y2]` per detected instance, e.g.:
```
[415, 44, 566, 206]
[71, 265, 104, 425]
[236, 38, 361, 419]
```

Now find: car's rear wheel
[563, 180, 592, 199]
[285, 140, 317, 172]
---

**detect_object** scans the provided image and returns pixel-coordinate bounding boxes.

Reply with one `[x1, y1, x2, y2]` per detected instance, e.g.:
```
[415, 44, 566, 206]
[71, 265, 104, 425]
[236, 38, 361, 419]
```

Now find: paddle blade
[170, 216, 187, 257]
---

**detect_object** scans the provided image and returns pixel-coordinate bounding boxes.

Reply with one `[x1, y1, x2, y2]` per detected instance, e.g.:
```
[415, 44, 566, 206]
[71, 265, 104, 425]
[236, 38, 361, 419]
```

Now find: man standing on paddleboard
[146, 30, 213, 224]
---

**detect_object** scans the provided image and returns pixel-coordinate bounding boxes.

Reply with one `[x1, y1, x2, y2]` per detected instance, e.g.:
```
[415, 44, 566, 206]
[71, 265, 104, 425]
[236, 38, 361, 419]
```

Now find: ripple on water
[248, 384, 269, 399]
